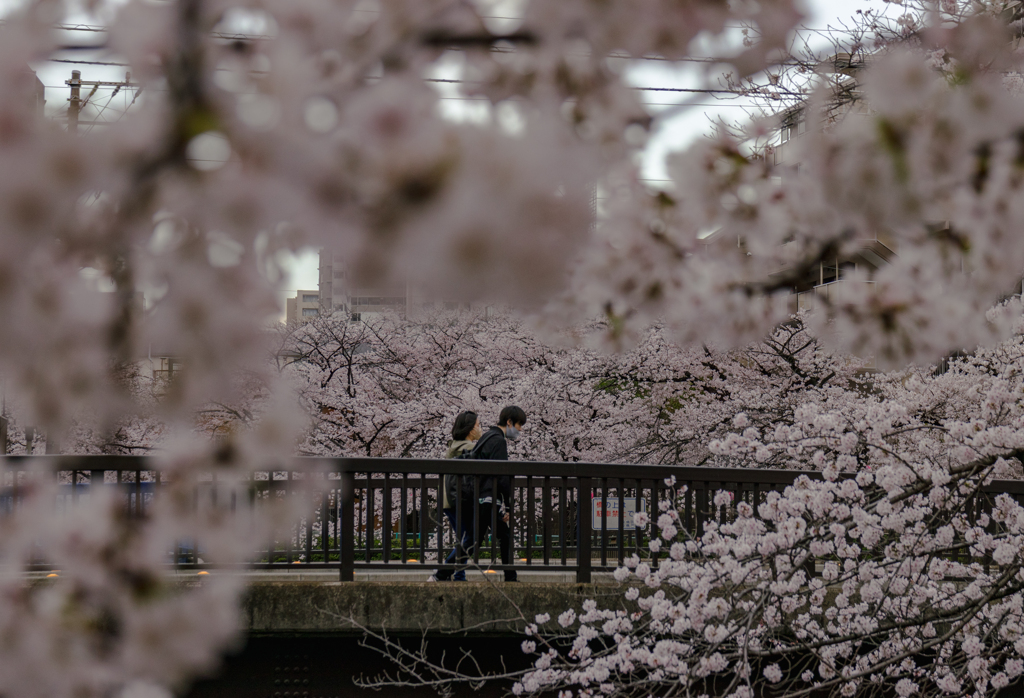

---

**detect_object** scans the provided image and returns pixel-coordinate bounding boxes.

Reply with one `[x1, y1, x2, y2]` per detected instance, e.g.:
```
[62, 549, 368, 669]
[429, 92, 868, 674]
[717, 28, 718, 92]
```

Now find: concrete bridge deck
[208, 569, 616, 583]
[26, 569, 622, 637]
[241, 580, 623, 637]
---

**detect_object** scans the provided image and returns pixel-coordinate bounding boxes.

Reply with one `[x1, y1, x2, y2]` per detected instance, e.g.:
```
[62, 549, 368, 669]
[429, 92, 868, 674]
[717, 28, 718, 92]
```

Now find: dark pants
[475, 501, 517, 581]
[433, 506, 472, 581]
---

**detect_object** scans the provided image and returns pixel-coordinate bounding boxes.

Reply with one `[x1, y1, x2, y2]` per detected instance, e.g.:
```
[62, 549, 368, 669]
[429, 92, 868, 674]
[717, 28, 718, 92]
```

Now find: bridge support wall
[243, 581, 619, 636]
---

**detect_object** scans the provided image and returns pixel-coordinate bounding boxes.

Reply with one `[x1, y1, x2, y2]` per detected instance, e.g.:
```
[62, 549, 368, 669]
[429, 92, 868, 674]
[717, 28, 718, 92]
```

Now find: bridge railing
[1, 455, 1023, 583]
[320, 459, 812, 583]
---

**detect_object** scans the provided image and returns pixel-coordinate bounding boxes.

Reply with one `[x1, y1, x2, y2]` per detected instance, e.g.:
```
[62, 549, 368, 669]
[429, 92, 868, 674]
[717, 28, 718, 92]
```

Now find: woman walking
[427, 411, 481, 582]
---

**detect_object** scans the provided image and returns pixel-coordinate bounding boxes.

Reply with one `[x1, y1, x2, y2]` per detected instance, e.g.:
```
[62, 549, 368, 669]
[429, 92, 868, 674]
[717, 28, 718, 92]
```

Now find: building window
[352, 296, 405, 306]
[780, 117, 806, 144]
[302, 294, 318, 302]
[333, 271, 345, 279]
[302, 308, 319, 316]
[154, 358, 182, 381]
[350, 313, 361, 322]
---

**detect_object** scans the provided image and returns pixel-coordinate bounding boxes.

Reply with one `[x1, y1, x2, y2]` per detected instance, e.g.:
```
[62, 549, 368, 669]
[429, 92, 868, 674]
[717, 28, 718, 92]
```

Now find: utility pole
[67, 69, 81, 134]
[0, 379, 6, 455]
[65, 70, 138, 133]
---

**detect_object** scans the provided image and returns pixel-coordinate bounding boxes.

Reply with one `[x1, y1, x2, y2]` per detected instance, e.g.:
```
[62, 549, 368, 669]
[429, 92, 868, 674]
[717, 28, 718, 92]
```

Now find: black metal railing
[2, 455, 1023, 582]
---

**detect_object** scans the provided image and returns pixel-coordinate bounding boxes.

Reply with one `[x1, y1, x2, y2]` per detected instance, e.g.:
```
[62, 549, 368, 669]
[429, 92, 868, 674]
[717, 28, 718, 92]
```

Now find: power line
[41, 67, 791, 98]
[632, 85, 803, 97]
[81, 90, 122, 134]
[47, 19, 843, 34]
[43, 86, 764, 110]
[437, 96, 757, 107]
[50, 58, 129, 66]
[425, 77, 800, 97]
[44, 83, 769, 111]
[42, 22, 276, 41]
[43, 51, 818, 80]
[35, 21, 851, 65]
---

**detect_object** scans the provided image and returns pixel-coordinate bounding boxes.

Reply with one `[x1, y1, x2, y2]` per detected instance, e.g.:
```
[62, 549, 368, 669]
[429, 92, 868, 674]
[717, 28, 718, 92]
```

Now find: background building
[765, 68, 897, 313]
[23, 66, 44, 116]
[317, 250, 407, 322]
[286, 290, 321, 324]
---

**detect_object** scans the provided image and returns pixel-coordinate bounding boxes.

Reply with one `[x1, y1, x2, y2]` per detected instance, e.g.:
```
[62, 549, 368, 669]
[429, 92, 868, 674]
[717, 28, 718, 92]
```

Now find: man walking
[471, 405, 527, 582]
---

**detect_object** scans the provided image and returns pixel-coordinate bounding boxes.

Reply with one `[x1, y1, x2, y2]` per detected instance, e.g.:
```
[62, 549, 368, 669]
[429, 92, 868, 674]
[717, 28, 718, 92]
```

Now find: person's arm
[490, 438, 510, 519]
[499, 474, 512, 521]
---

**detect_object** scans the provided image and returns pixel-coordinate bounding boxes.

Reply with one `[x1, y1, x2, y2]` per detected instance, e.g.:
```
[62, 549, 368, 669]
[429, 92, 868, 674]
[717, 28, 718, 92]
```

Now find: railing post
[340, 470, 355, 582]
[577, 476, 592, 583]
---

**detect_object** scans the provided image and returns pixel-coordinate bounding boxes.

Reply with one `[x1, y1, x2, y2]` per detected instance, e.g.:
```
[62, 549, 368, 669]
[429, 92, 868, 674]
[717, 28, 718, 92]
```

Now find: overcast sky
[2, 0, 888, 302]
[286, 0, 888, 295]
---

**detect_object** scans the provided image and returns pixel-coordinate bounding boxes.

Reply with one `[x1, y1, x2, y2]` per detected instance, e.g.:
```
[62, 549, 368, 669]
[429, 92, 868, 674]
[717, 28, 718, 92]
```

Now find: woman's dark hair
[451, 411, 479, 441]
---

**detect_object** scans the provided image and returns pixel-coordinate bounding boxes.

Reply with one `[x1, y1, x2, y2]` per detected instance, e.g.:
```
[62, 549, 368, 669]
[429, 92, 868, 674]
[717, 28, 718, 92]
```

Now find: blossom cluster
[515, 454, 1024, 698]
[281, 310, 864, 467]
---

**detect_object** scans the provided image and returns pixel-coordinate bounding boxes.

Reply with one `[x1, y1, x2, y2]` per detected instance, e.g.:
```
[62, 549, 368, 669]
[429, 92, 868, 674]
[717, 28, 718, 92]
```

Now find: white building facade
[286, 290, 321, 324]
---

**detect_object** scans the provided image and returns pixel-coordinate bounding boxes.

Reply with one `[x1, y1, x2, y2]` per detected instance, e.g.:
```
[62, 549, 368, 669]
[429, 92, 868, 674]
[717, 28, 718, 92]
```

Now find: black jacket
[466, 427, 511, 506]
[475, 426, 508, 461]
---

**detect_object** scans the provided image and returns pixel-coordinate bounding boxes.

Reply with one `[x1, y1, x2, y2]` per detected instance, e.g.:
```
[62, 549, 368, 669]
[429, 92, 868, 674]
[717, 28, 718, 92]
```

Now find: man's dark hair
[451, 411, 478, 441]
[498, 405, 527, 428]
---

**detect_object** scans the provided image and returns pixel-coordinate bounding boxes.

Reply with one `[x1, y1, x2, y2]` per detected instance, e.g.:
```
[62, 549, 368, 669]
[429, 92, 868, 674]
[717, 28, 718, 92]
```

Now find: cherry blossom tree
[5, 0, 1024, 695]
[285, 309, 625, 461]
[548, 1, 1024, 366]
[362, 322, 1024, 698]
[605, 317, 866, 467]
[497, 328, 1024, 697]
[281, 309, 861, 468]
[506, 448, 1024, 698]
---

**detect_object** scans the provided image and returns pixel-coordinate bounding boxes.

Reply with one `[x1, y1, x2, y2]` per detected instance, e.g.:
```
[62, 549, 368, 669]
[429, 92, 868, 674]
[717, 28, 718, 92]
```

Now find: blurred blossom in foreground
[6, 0, 1024, 694]
[0, 0, 806, 694]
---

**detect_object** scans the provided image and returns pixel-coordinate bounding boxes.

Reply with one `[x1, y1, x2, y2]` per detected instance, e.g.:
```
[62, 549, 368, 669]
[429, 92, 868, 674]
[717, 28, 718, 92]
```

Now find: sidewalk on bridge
[184, 569, 619, 583]
[20, 567, 620, 583]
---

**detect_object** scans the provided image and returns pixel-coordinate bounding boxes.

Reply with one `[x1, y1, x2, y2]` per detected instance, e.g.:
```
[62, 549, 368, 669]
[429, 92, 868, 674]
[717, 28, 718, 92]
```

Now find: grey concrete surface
[205, 569, 613, 583]
[241, 580, 632, 636]
[20, 569, 618, 583]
